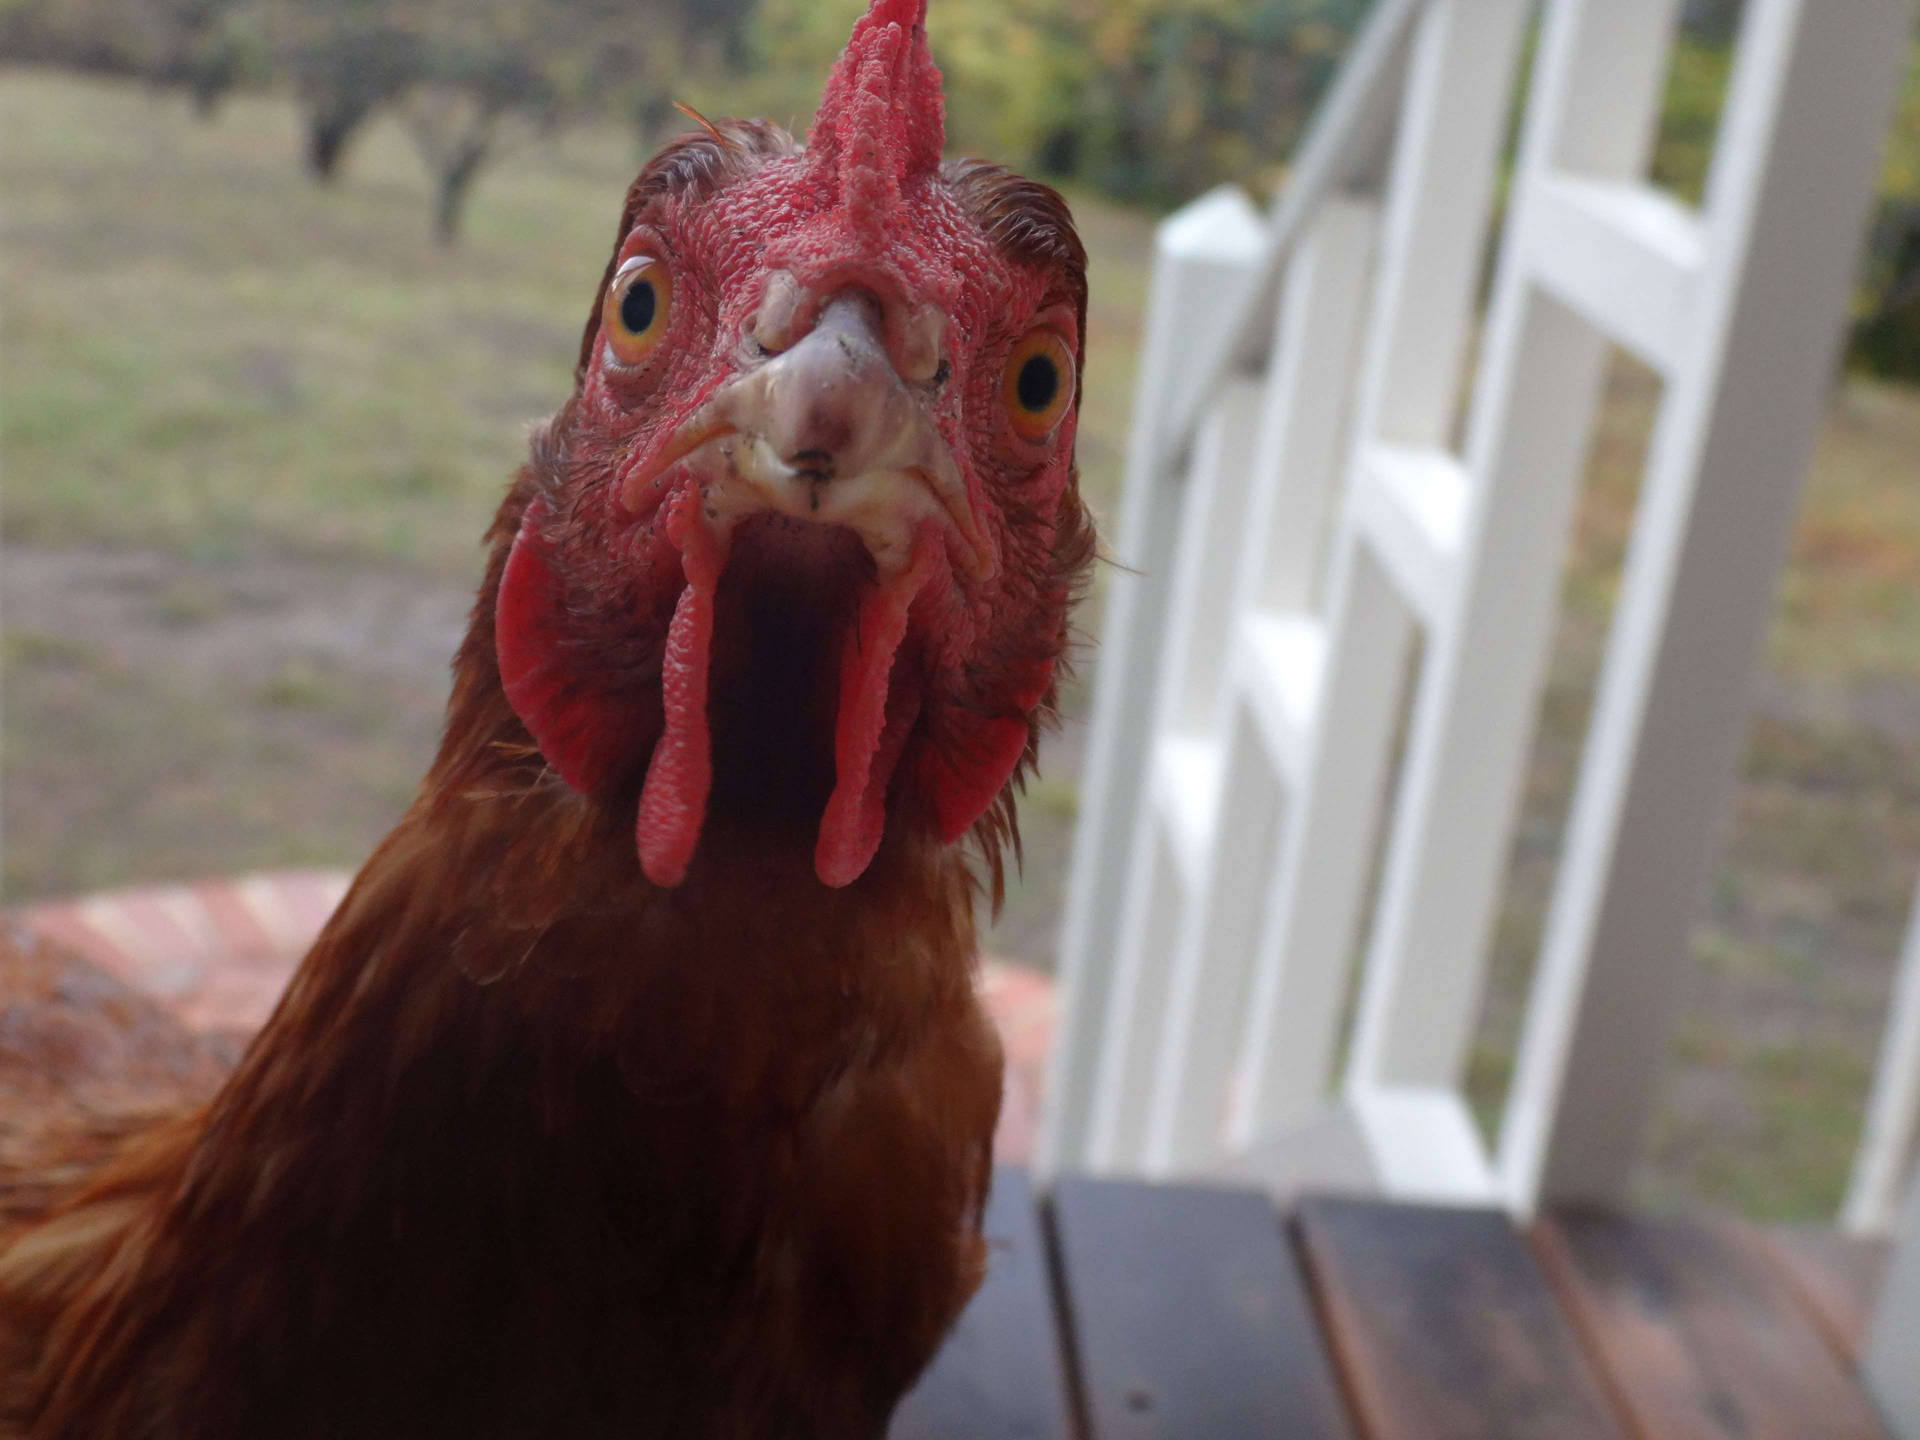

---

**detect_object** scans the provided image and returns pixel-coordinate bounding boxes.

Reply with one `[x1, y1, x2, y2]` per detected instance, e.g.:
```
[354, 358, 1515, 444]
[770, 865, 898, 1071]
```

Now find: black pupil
[620, 279, 656, 335]
[1016, 354, 1058, 413]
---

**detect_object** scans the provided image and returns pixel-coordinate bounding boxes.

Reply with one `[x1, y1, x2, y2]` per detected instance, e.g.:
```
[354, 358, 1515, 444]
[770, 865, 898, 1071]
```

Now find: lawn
[3, 67, 1918, 1219]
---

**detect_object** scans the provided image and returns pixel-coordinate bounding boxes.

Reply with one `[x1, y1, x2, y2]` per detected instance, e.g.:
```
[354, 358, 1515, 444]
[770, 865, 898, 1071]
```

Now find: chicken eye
[1002, 328, 1075, 440]
[603, 257, 673, 366]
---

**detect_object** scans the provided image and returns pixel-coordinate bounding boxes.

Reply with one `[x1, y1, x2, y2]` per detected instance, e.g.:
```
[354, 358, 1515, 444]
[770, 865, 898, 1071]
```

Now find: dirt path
[3, 547, 472, 690]
[2, 545, 467, 901]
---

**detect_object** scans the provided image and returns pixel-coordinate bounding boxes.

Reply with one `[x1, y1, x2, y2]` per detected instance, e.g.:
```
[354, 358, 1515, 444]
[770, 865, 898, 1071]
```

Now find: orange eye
[1002, 328, 1075, 440]
[602, 257, 672, 366]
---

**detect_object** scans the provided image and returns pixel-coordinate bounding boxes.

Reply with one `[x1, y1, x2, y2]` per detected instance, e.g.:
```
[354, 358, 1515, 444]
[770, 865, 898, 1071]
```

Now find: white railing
[1849, 875, 1920, 1236]
[1039, 0, 1917, 1428]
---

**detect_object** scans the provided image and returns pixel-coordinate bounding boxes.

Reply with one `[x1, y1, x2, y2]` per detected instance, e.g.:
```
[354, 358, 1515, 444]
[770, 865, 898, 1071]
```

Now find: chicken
[0, 0, 1092, 1433]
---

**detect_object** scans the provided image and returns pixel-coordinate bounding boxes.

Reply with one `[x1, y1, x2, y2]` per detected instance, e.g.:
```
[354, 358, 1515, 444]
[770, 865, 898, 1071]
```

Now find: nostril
[789, 449, 835, 483]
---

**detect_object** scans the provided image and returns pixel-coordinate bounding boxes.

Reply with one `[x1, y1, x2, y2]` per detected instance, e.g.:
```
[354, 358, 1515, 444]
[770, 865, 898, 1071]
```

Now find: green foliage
[0, 0, 262, 107]
[1851, 41, 1920, 379]
[685, 0, 1363, 206]
[1651, 29, 1733, 205]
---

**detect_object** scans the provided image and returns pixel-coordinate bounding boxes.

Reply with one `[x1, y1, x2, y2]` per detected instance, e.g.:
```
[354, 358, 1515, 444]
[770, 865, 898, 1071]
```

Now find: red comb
[808, 0, 944, 228]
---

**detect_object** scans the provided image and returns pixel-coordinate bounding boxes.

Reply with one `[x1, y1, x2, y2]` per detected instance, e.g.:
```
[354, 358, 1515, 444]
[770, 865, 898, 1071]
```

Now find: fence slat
[1084, 384, 1263, 1172]
[1039, 192, 1264, 1176]
[1842, 873, 1920, 1235]
[1863, 1171, 1920, 1439]
[1246, 197, 1382, 616]
[1136, 198, 1383, 1174]
[1229, 546, 1415, 1144]
[1342, 292, 1611, 1098]
[1353, 0, 1533, 450]
[1229, 0, 1532, 1152]
[1348, 445, 1469, 625]
[1088, 824, 1192, 1169]
[1144, 707, 1286, 1172]
[1156, 381, 1270, 737]
[1342, 0, 1678, 1131]
[1522, 177, 1706, 376]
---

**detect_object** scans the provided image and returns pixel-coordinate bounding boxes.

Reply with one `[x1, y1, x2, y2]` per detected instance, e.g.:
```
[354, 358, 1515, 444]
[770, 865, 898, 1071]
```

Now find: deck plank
[1050, 1176, 1353, 1440]
[1533, 1210, 1887, 1440]
[891, 1167, 1074, 1440]
[1295, 1196, 1624, 1440]
[1747, 1223, 1891, 1366]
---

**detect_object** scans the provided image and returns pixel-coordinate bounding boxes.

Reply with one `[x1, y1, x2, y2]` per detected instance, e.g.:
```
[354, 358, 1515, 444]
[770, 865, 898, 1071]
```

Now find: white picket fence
[1037, 0, 1918, 1426]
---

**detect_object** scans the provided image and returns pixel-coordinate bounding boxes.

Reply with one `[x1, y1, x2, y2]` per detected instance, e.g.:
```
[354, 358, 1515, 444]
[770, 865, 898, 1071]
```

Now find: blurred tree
[273, 0, 653, 240]
[733, 0, 1363, 206]
[156, 0, 256, 115]
[1851, 38, 1920, 379]
[0, 0, 260, 112]
[275, 2, 420, 181]
[4, 0, 1915, 371]
[1679, 0, 1742, 43]
[1852, 203, 1920, 378]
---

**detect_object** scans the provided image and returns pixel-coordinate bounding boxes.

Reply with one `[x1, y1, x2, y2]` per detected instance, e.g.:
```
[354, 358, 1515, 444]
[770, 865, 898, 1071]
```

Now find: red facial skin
[495, 0, 1090, 893]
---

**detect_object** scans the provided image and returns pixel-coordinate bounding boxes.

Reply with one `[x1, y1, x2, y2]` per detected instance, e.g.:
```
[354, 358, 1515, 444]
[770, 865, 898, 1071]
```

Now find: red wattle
[1006, 656, 1055, 715]
[921, 713, 1035, 845]
[814, 538, 936, 888]
[636, 493, 725, 887]
[497, 499, 625, 794]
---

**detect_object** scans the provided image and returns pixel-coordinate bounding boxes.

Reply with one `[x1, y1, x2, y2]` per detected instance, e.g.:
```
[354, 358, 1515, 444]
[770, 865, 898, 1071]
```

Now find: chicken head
[494, 0, 1094, 889]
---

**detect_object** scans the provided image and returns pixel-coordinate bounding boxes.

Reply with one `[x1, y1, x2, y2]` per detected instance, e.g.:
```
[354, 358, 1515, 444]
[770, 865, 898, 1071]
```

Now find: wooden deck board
[1050, 1176, 1354, 1439]
[891, 1167, 1074, 1440]
[1534, 1210, 1888, 1440]
[1295, 1196, 1626, 1440]
[891, 1177, 1892, 1438]
[1748, 1223, 1891, 1366]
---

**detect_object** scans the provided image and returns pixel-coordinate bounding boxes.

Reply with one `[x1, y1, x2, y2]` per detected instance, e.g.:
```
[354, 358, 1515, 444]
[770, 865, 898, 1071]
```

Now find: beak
[610, 291, 991, 890]
[620, 292, 992, 582]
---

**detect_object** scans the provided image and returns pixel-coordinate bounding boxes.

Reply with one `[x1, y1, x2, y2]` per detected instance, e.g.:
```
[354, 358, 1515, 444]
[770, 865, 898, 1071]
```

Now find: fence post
[1087, 379, 1265, 1170]
[1140, 198, 1382, 1172]
[1844, 875, 1920, 1235]
[1497, 0, 1914, 1211]
[1340, 0, 1671, 1111]
[1863, 1167, 1920, 1438]
[1038, 188, 1265, 1175]
[1228, 0, 1533, 1151]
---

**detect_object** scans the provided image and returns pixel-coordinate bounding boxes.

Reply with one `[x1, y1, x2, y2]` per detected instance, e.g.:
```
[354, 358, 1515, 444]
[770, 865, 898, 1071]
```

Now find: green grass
[0, 69, 1148, 573]
[3, 73, 642, 575]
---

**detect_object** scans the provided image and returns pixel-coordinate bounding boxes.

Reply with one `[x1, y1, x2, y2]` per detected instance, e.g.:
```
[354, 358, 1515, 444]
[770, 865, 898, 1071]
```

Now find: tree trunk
[433, 137, 490, 247]
[305, 101, 370, 183]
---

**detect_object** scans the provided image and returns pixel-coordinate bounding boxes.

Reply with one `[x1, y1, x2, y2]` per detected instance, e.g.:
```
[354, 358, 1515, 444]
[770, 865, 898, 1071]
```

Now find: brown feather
[0, 465, 1003, 1439]
[0, 931, 230, 1235]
